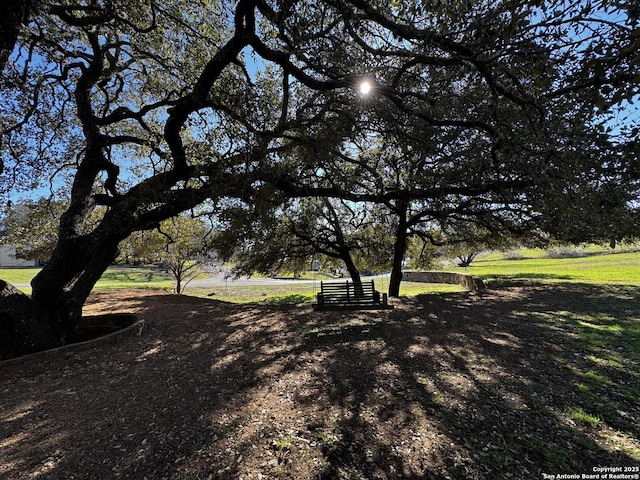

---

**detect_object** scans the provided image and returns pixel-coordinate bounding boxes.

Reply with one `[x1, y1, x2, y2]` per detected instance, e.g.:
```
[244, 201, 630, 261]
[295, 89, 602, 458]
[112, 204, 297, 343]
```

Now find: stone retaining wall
[404, 271, 487, 291]
[0, 317, 145, 367]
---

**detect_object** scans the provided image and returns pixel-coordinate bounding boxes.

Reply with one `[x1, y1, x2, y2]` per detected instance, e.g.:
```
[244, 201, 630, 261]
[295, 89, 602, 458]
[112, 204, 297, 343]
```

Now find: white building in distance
[0, 246, 38, 268]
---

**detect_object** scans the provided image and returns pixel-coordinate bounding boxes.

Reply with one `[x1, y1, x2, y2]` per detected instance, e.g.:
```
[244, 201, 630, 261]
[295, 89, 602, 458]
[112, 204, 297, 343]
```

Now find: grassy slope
[434, 249, 640, 468]
[0, 267, 41, 284]
[466, 250, 640, 286]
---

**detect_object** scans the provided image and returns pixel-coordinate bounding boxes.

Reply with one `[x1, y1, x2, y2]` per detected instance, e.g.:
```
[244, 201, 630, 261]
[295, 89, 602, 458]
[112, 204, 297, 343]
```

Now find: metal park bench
[313, 280, 393, 311]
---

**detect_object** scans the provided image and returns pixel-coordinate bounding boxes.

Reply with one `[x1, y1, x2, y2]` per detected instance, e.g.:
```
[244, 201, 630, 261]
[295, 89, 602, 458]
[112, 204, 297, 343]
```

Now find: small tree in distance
[122, 216, 209, 294]
[156, 216, 208, 294]
[442, 222, 524, 268]
[405, 235, 442, 271]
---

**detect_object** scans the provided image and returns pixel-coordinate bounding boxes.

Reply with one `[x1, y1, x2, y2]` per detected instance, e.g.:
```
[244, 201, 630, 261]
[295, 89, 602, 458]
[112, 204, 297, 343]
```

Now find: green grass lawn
[466, 250, 640, 285]
[97, 265, 173, 284]
[0, 265, 175, 293]
[2, 248, 639, 298]
[0, 267, 42, 284]
[186, 280, 461, 304]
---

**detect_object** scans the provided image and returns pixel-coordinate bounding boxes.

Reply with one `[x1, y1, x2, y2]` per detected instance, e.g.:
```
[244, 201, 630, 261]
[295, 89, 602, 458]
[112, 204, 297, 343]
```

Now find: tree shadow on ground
[0, 284, 638, 479]
[299, 284, 640, 478]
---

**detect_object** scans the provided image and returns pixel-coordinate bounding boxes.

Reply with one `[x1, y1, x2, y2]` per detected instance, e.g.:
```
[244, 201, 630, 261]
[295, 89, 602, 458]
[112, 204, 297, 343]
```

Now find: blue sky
[4, 2, 638, 205]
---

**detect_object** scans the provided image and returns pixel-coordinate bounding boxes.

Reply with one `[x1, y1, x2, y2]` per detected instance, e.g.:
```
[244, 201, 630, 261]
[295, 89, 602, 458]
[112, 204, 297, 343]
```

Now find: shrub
[502, 250, 525, 260]
[545, 247, 588, 259]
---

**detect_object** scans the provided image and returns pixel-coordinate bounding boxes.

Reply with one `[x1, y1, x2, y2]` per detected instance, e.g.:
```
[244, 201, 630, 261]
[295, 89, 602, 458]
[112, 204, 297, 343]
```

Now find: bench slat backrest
[320, 281, 374, 291]
[319, 280, 377, 302]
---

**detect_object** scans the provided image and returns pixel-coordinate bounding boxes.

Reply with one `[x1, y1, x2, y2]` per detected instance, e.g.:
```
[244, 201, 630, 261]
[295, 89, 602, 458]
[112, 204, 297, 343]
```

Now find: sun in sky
[359, 80, 372, 95]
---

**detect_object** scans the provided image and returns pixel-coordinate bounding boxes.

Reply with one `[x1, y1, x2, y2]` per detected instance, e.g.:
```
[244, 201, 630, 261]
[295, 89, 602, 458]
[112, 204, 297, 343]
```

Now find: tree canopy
[0, 199, 67, 262]
[215, 197, 392, 282]
[0, 0, 639, 353]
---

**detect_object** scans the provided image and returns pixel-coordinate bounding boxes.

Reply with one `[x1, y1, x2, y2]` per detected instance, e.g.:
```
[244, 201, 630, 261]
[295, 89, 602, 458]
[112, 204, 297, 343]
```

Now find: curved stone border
[0, 318, 145, 367]
[404, 271, 487, 291]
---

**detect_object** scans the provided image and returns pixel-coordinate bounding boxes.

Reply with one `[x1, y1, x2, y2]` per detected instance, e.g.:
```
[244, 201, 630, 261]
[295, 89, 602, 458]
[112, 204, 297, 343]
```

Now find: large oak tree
[1, 0, 638, 353]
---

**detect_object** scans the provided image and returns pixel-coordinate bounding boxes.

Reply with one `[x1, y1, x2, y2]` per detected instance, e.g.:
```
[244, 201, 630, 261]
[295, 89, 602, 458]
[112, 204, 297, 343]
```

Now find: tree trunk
[174, 267, 184, 294]
[457, 253, 477, 267]
[342, 252, 362, 285]
[388, 232, 407, 297]
[0, 280, 60, 354]
[13, 231, 122, 353]
[388, 201, 409, 298]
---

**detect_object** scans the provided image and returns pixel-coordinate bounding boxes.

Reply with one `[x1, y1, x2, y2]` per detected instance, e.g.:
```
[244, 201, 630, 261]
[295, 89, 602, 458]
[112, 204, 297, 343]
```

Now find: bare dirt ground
[1, 286, 639, 479]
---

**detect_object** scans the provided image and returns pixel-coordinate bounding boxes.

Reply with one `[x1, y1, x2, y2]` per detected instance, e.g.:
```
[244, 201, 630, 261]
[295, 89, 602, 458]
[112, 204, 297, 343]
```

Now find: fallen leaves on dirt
[1, 285, 639, 479]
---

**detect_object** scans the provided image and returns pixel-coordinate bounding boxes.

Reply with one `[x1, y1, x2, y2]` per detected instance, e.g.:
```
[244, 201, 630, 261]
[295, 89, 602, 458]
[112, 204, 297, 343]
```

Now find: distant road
[188, 273, 388, 288]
